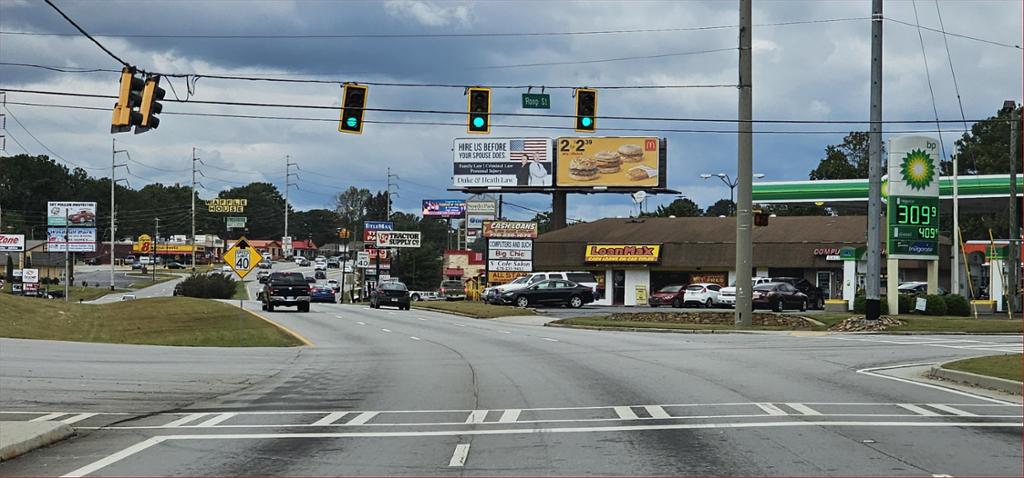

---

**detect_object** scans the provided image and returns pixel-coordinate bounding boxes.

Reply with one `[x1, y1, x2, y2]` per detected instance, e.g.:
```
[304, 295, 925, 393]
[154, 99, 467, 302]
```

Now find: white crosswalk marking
[345, 412, 378, 426]
[498, 409, 521, 423]
[756, 403, 788, 416]
[465, 410, 488, 424]
[61, 413, 99, 424]
[785, 403, 822, 416]
[194, 413, 237, 427]
[928, 404, 977, 417]
[312, 412, 348, 426]
[30, 413, 66, 422]
[644, 405, 671, 419]
[614, 406, 639, 420]
[898, 404, 940, 416]
[163, 413, 209, 427]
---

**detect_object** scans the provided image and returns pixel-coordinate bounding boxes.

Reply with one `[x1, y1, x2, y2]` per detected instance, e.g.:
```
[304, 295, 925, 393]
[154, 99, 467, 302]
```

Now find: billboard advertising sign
[466, 200, 497, 215]
[555, 137, 663, 188]
[482, 221, 538, 239]
[226, 216, 247, 229]
[46, 227, 96, 252]
[422, 199, 466, 218]
[0, 234, 25, 252]
[453, 137, 553, 188]
[375, 231, 421, 248]
[281, 236, 293, 257]
[887, 136, 940, 197]
[47, 202, 97, 227]
[488, 271, 527, 283]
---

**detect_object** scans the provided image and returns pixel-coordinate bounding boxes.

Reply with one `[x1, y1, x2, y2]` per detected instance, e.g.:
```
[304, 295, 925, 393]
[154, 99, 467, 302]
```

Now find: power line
[0, 17, 868, 40]
[933, 0, 980, 173]
[41, 0, 131, 67]
[471, 47, 736, 70]
[1, 88, 1002, 125]
[1, 100, 977, 136]
[1, 105, 107, 170]
[885, 16, 1022, 50]
[910, 0, 948, 162]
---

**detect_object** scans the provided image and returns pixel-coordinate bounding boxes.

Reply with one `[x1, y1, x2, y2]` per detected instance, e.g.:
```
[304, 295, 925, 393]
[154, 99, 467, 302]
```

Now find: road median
[412, 301, 536, 319]
[930, 354, 1023, 395]
[0, 421, 74, 462]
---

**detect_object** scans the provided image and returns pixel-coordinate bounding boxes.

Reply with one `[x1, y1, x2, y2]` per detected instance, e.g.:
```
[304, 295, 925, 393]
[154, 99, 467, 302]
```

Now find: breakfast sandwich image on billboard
[556, 137, 660, 187]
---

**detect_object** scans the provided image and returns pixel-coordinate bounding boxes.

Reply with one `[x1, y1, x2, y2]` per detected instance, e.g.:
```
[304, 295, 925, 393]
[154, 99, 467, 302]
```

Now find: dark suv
[771, 277, 824, 309]
[260, 272, 311, 312]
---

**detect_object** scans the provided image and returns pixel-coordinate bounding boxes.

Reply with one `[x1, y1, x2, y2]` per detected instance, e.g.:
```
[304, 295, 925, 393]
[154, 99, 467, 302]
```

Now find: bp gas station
[752, 135, 1022, 313]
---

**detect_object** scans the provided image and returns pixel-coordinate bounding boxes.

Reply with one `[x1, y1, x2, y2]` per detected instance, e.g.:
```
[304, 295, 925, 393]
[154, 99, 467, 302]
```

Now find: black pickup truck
[260, 272, 311, 312]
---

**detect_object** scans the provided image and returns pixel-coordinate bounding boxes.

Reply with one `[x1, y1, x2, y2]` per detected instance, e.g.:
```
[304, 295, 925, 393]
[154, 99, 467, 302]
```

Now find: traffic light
[135, 75, 165, 134]
[111, 67, 144, 134]
[754, 210, 769, 227]
[467, 87, 491, 134]
[574, 88, 597, 132]
[339, 84, 368, 134]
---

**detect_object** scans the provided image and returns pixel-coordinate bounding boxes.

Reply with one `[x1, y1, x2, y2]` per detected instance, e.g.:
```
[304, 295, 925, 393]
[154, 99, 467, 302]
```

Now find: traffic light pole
[734, 0, 753, 327]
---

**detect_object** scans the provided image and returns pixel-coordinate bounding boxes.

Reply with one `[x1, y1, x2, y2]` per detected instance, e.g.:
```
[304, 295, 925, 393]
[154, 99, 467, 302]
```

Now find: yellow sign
[556, 137, 661, 187]
[635, 285, 648, 303]
[132, 243, 196, 254]
[222, 237, 262, 279]
[206, 198, 248, 213]
[488, 271, 527, 284]
[584, 244, 662, 263]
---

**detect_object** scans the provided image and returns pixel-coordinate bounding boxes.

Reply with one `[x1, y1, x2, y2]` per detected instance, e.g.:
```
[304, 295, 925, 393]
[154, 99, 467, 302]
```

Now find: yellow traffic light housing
[574, 88, 597, 132]
[467, 87, 491, 134]
[111, 67, 144, 133]
[339, 84, 368, 134]
[136, 75, 165, 134]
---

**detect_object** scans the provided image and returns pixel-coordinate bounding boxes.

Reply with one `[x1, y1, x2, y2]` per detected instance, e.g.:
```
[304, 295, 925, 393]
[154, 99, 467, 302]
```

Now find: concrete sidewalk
[0, 421, 74, 462]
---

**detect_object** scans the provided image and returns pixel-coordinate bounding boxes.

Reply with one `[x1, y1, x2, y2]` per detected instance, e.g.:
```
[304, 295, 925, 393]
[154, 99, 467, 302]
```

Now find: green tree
[334, 186, 372, 235]
[5, 255, 12, 281]
[212, 183, 287, 239]
[531, 211, 552, 234]
[808, 131, 876, 180]
[705, 199, 734, 217]
[364, 191, 390, 221]
[643, 198, 702, 217]
[291, 209, 343, 247]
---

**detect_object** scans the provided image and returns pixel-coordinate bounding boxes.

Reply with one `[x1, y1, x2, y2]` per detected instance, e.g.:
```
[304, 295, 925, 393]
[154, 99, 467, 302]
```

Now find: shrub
[178, 273, 236, 299]
[943, 294, 970, 316]
[897, 294, 915, 314]
[924, 294, 948, 315]
[853, 295, 890, 315]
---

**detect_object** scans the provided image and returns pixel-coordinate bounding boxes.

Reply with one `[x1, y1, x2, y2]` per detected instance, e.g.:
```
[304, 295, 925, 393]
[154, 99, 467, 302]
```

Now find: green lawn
[413, 300, 535, 318]
[0, 293, 303, 347]
[125, 273, 178, 289]
[943, 354, 1023, 382]
[230, 281, 250, 300]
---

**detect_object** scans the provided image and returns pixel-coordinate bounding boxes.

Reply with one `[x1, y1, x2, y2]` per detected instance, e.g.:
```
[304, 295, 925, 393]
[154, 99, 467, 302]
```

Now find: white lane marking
[61, 436, 166, 477]
[410, 336, 421, 341]
[927, 404, 977, 417]
[932, 474, 953, 477]
[363, 307, 371, 310]
[381, 328, 392, 333]
[345, 412, 379, 426]
[162, 413, 210, 427]
[756, 403, 788, 416]
[785, 403, 822, 416]
[312, 412, 348, 426]
[417, 317, 427, 321]
[448, 443, 471, 467]
[388, 312, 395, 315]
[30, 412, 67, 422]
[465, 410, 488, 424]
[356, 321, 366, 325]
[456, 324, 467, 327]
[542, 337, 559, 342]
[61, 413, 99, 424]
[194, 412, 238, 427]
[856, 363, 1017, 405]
[897, 404, 940, 417]
[644, 405, 671, 419]
[613, 406, 639, 420]
[500, 330, 512, 334]
[498, 409, 521, 423]
[335, 315, 343, 319]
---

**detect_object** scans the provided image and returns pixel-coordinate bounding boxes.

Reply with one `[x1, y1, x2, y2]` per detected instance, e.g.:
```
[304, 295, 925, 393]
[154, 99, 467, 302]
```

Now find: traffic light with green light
[575, 88, 597, 132]
[339, 84, 368, 134]
[111, 67, 144, 134]
[467, 87, 491, 134]
[135, 75, 165, 134]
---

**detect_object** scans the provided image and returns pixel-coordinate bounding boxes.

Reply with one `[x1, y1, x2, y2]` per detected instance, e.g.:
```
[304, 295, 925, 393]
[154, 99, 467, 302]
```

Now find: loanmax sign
[584, 244, 662, 263]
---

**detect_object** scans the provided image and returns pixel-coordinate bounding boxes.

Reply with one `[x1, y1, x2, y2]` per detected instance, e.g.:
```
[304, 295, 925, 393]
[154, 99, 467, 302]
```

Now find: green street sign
[522, 93, 550, 109]
[226, 216, 247, 229]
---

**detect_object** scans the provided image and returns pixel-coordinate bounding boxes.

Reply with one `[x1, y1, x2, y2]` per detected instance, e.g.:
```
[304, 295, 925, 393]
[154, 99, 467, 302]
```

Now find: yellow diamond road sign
[223, 237, 261, 279]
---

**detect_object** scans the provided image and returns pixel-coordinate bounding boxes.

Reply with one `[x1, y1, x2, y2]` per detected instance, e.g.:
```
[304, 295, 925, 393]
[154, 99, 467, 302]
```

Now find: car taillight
[440, 287, 446, 294]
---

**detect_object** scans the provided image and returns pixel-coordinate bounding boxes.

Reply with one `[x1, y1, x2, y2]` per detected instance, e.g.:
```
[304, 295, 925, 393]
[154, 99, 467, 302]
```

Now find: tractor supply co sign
[0, 234, 25, 252]
[584, 244, 662, 263]
[482, 221, 538, 239]
[46, 227, 97, 252]
[487, 238, 533, 273]
[375, 231, 421, 248]
[453, 138, 553, 188]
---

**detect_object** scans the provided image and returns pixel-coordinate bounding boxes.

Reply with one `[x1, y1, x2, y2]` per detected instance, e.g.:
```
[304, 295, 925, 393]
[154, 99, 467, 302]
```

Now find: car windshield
[754, 284, 776, 291]
[659, 285, 682, 293]
[382, 282, 407, 291]
[442, 281, 462, 288]
[269, 273, 306, 285]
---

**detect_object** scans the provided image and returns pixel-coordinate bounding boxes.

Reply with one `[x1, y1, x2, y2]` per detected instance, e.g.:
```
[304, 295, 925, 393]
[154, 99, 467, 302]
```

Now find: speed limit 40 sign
[222, 237, 262, 279]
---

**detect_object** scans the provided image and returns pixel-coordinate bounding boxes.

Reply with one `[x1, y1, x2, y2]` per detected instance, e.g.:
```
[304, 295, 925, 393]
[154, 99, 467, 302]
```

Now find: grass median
[412, 300, 535, 318]
[0, 293, 303, 347]
[943, 354, 1023, 382]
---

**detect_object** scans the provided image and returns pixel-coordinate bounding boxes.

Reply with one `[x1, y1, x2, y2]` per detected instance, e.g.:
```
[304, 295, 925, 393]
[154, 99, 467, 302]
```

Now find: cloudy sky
[1, 0, 1021, 221]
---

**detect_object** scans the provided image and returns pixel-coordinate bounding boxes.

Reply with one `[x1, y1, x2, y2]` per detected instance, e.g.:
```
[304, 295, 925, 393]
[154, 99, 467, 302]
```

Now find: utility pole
[153, 217, 159, 282]
[284, 156, 298, 257]
[63, 210, 69, 303]
[190, 147, 200, 272]
[1007, 101, 1020, 312]
[110, 139, 128, 290]
[865, 0, 884, 320]
[952, 153, 960, 296]
[734, 0, 753, 327]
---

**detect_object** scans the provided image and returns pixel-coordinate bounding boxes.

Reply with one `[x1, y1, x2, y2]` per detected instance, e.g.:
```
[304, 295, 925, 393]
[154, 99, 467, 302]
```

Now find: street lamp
[700, 172, 765, 215]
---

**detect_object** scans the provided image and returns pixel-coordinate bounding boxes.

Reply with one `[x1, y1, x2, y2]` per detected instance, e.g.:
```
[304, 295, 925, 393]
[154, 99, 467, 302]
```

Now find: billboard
[555, 137, 663, 188]
[0, 234, 25, 252]
[46, 227, 96, 252]
[375, 231, 421, 248]
[422, 199, 466, 218]
[482, 221, 538, 239]
[466, 214, 492, 230]
[453, 137, 553, 188]
[466, 199, 497, 215]
[47, 202, 97, 227]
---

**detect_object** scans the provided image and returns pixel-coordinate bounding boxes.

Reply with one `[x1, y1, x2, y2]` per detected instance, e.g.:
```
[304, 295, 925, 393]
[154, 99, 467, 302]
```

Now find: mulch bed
[606, 311, 817, 329]
[829, 316, 905, 332]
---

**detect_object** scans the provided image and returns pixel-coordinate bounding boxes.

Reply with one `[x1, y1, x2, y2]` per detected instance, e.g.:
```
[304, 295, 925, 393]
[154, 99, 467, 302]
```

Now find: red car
[648, 284, 685, 308]
[68, 209, 95, 224]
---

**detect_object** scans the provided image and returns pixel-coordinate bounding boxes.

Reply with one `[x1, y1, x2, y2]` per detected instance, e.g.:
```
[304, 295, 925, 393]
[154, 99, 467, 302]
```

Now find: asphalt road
[1, 294, 1021, 475]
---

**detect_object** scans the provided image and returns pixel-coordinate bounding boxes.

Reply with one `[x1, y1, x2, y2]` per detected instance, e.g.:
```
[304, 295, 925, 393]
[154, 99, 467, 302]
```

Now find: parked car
[261, 272, 311, 312]
[257, 270, 271, 283]
[85, 256, 103, 266]
[310, 285, 336, 303]
[298, 257, 311, 267]
[221, 265, 233, 274]
[771, 277, 825, 309]
[327, 258, 340, 268]
[489, 271, 600, 304]
[166, 261, 186, 269]
[682, 283, 723, 308]
[751, 282, 809, 312]
[898, 281, 946, 296]
[370, 281, 411, 310]
[483, 275, 530, 304]
[131, 261, 142, 270]
[503, 279, 594, 309]
[440, 280, 466, 300]
[648, 284, 685, 308]
[718, 277, 772, 307]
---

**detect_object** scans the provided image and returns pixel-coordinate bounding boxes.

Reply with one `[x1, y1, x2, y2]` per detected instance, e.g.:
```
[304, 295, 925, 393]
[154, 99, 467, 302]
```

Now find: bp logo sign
[899, 149, 936, 191]
[888, 136, 939, 197]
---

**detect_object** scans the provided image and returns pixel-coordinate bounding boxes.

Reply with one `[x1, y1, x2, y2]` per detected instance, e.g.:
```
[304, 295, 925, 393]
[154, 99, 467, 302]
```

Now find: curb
[544, 322, 785, 334]
[850, 331, 1023, 336]
[0, 421, 74, 462]
[929, 359, 1023, 396]
[411, 305, 539, 320]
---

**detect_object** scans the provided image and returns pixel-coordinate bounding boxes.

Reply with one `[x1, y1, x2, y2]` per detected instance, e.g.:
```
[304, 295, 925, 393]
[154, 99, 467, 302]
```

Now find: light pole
[700, 172, 765, 215]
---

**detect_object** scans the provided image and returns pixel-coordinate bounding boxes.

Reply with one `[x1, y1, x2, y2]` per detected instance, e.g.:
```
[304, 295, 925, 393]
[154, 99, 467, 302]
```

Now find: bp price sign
[886, 136, 940, 260]
[222, 237, 262, 279]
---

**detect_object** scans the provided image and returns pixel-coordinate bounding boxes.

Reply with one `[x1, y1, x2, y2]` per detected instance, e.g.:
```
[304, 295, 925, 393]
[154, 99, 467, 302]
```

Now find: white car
[682, 283, 723, 308]
[221, 265, 233, 274]
[719, 277, 772, 307]
[327, 279, 340, 292]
